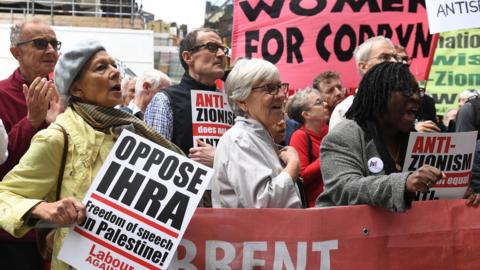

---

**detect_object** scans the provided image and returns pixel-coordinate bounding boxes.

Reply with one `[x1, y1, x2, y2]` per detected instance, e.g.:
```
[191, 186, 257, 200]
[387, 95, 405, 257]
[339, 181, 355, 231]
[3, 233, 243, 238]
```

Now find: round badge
[367, 157, 383, 174]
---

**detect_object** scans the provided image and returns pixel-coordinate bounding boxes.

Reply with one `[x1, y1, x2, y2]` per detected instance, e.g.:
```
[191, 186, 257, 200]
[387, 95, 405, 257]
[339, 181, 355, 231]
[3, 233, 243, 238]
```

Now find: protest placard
[58, 130, 213, 270]
[426, 28, 480, 115]
[403, 131, 477, 200]
[191, 90, 234, 148]
[425, 0, 480, 34]
[232, 0, 435, 89]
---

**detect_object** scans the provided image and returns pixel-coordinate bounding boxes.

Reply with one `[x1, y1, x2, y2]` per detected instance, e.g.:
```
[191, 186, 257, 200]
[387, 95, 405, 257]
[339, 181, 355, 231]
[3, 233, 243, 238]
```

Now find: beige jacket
[0, 107, 116, 270]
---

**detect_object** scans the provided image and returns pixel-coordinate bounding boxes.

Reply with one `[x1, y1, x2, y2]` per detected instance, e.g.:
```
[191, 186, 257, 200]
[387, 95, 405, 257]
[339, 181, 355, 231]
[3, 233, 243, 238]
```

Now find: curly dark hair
[345, 62, 419, 124]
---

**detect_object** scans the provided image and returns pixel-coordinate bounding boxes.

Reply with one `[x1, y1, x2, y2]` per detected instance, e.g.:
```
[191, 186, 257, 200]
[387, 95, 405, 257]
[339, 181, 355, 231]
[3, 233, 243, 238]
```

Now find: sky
[140, 0, 208, 31]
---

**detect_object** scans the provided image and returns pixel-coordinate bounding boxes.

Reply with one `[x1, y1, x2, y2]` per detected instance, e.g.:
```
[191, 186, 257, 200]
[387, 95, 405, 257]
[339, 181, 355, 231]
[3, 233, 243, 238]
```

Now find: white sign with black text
[58, 130, 213, 270]
[426, 0, 480, 33]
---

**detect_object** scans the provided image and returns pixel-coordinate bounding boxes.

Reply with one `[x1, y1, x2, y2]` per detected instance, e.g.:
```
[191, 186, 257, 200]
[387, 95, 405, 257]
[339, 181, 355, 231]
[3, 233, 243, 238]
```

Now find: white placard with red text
[403, 131, 477, 200]
[191, 90, 234, 148]
[58, 130, 213, 270]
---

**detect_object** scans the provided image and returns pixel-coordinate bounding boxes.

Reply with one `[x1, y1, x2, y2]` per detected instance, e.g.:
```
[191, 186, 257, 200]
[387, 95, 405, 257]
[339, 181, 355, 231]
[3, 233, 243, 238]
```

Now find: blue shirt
[144, 92, 173, 140]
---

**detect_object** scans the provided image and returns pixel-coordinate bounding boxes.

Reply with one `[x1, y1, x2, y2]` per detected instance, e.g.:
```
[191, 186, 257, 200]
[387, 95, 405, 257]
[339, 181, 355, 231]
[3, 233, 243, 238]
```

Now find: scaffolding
[0, 0, 149, 28]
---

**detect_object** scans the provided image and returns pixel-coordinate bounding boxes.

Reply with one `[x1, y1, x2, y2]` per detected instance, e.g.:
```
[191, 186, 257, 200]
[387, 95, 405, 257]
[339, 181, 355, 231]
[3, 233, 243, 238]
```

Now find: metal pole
[130, 0, 133, 27]
[120, 0, 123, 28]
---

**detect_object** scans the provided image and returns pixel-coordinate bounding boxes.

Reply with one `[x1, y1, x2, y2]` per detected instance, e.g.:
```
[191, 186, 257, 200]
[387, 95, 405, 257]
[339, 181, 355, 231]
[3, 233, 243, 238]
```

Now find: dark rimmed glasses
[17, 38, 62, 51]
[252, 82, 289, 96]
[189, 42, 229, 55]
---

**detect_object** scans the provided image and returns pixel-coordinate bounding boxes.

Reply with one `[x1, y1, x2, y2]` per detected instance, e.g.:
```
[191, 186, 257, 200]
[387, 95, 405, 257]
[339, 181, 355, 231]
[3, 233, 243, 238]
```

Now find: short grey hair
[353, 36, 393, 72]
[225, 58, 280, 117]
[10, 17, 49, 47]
[135, 69, 171, 96]
[286, 87, 320, 124]
[459, 89, 480, 100]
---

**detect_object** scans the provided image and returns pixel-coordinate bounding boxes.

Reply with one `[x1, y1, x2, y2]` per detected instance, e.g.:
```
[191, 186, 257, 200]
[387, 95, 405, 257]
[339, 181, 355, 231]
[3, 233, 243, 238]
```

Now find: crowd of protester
[0, 17, 479, 269]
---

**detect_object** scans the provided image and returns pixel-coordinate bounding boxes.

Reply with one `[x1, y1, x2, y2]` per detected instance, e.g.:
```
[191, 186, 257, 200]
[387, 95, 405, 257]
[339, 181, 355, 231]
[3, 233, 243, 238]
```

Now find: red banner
[171, 200, 480, 269]
[231, 0, 435, 90]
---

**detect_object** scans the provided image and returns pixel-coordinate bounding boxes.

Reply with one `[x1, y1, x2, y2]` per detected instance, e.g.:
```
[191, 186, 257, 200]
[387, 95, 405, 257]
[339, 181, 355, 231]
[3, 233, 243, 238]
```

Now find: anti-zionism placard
[403, 131, 477, 201]
[58, 130, 213, 270]
[191, 90, 234, 148]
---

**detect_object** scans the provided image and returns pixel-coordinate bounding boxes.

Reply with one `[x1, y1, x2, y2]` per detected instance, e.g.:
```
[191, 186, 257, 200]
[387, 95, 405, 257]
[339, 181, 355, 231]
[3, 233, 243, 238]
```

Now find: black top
[163, 73, 218, 154]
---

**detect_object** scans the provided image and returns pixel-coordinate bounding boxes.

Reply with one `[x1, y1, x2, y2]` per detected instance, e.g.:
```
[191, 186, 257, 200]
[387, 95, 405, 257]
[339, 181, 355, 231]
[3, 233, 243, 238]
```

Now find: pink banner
[231, 0, 435, 90]
[172, 200, 480, 269]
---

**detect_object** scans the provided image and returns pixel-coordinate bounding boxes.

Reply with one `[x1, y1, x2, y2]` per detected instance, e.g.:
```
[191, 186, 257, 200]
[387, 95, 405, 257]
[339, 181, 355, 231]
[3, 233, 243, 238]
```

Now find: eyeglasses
[310, 98, 325, 108]
[401, 87, 422, 98]
[367, 52, 414, 67]
[398, 55, 412, 65]
[16, 38, 62, 51]
[252, 82, 289, 96]
[368, 52, 397, 62]
[189, 42, 229, 55]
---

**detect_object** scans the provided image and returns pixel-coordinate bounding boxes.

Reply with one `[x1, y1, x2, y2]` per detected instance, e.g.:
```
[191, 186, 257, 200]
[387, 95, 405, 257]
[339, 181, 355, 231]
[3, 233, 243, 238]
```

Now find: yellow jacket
[0, 106, 116, 270]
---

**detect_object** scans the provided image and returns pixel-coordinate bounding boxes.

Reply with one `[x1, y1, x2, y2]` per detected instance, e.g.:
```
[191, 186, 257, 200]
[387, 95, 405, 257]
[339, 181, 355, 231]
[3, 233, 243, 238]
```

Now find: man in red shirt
[0, 17, 62, 269]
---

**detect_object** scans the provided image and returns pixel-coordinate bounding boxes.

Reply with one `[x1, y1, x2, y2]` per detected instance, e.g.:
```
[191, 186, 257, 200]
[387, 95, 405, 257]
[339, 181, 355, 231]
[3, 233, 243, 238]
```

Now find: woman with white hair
[0, 39, 181, 269]
[212, 58, 302, 208]
[287, 88, 329, 207]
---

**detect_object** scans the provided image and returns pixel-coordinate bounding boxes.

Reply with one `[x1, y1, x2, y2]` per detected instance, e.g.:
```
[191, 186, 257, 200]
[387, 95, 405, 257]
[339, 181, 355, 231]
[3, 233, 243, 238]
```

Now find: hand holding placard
[58, 130, 213, 270]
[406, 165, 446, 193]
[31, 197, 86, 226]
[189, 139, 215, 168]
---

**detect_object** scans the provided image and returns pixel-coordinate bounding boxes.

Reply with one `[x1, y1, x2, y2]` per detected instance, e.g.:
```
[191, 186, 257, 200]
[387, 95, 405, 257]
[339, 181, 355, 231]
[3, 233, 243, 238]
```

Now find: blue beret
[54, 39, 105, 96]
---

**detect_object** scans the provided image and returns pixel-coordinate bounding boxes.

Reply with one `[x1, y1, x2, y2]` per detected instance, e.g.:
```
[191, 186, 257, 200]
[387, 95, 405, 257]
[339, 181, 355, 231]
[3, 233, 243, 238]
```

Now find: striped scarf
[71, 102, 185, 156]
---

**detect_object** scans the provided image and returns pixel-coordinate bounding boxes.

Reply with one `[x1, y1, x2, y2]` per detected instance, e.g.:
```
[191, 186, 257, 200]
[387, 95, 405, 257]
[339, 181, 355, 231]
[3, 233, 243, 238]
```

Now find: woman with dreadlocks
[316, 62, 445, 212]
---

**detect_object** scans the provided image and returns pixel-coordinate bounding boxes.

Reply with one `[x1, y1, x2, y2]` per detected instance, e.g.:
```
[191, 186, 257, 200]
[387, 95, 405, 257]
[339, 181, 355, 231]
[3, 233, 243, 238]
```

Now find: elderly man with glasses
[329, 36, 398, 130]
[329, 36, 439, 133]
[0, 17, 62, 269]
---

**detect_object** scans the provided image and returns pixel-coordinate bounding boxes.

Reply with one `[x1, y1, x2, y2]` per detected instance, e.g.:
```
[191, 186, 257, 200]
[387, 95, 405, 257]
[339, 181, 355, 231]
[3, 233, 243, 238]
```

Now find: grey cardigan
[316, 119, 413, 212]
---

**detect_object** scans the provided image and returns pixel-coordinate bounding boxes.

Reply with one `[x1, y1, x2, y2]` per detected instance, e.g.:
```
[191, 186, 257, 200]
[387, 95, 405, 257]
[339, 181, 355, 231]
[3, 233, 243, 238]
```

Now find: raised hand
[23, 77, 53, 128]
